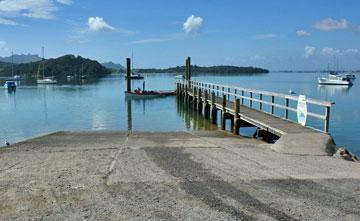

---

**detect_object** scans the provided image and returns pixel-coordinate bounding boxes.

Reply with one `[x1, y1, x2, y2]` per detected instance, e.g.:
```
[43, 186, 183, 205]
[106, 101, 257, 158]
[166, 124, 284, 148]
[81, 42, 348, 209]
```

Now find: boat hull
[125, 91, 175, 99]
[318, 79, 352, 85]
[37, 79, 57, 84]
[125, 76, 144, 80]
[318, 76, 353, 85]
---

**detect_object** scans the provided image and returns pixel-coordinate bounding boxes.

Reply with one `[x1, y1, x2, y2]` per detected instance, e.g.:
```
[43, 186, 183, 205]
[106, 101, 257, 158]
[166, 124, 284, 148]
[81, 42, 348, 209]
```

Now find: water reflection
[317, 85, 352, 96]
[176, 97, 218, 131]
[127, 99, 132, 131]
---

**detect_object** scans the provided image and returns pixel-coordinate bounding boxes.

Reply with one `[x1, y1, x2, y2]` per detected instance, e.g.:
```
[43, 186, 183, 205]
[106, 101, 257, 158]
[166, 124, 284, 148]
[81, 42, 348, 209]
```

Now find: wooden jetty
[176, 57, 336, 154]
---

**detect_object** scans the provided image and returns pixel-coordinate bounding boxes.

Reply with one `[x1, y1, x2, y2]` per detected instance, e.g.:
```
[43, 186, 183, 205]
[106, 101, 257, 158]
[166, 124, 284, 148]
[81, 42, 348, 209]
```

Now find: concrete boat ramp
[1, 131, 360, 220]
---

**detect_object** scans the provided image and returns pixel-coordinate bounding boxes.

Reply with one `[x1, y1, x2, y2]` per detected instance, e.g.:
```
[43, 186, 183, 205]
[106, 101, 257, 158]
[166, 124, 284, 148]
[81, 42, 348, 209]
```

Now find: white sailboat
[37, 47, 57, 84]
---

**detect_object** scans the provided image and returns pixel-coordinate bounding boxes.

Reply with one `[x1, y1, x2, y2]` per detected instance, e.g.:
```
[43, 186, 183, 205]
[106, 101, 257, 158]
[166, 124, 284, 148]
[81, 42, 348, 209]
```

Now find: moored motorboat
[37, 77, 57, 84]
[4, 81, 17, 92]
[318, 72, 353, 85]
[175, 74, 185, 80]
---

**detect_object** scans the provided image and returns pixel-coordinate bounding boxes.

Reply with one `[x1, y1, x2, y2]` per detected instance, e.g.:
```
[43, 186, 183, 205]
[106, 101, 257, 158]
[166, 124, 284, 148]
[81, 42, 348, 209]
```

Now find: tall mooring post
[211, 92, 217, 124]
[126, 58, 131, 92]
[221, 95, 227, 130]
[233, 98, 241, 135]
[186, 57, 191, 88]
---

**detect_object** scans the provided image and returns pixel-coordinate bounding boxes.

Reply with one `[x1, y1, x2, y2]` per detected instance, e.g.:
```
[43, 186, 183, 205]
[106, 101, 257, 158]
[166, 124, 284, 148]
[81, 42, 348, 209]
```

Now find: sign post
[297, 95, 307, 126]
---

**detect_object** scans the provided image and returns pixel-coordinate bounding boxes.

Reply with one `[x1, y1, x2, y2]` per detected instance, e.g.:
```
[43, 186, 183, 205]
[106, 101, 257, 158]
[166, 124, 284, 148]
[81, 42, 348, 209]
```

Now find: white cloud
[0, 17, 18, 25]
[255, 33, 277, 39]
[57, 0, 72, 5]
[0, 40, 9, 51]
[296, 30, 310, 37]
[322, 47, 359, 56]
[129, 37, 173, 45]
[88, 16, 115, 32]
[183, 15, 203, 33]
[313, 18, 349, 31]
[304, 45, 316, 58]
[0, 0, 72, 23]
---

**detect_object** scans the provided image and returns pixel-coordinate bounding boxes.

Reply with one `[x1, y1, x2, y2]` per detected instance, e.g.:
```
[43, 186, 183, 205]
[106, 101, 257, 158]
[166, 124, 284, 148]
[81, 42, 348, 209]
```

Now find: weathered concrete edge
[271, 132, 337, 156]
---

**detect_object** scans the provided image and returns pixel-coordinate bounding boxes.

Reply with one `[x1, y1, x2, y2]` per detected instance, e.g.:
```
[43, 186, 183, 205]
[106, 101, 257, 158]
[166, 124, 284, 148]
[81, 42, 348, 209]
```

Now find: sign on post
[297, 95, 307, 126]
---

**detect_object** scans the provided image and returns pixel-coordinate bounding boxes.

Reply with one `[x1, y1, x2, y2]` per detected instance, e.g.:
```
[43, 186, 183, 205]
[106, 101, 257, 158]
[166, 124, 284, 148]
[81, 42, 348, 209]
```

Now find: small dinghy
[4, 81, 17, 92]
[125, 74, 144, 80]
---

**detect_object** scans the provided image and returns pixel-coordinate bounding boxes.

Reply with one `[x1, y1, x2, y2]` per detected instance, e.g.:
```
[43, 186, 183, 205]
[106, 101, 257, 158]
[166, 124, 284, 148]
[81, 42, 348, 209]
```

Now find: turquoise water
[1, 72, 359, 155]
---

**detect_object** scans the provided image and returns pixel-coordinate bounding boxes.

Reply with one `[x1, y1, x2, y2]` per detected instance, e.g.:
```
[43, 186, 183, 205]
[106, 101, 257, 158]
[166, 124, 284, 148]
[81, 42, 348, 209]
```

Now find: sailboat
[37, 47, 57, 84]
[4, 52, 17, 92]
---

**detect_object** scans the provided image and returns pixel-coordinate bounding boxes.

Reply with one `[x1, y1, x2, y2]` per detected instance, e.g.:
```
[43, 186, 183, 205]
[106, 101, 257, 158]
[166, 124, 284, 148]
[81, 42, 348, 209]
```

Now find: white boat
[175, 74, 185, 79]
[36, 47, 57, 85]
[37, 77, 57, 84]
[12, 75, 22, 80]
[318, 72, 353, 85]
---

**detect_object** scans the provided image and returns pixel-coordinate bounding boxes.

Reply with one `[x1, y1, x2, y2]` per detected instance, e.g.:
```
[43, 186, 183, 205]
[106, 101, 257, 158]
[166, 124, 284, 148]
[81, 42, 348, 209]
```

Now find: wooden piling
[126, 58, 131, 92]
[186, 57, 191, 87]
[233, 98, 240, 135]
[197, 88, 202, 114]
[325, 106, 330, 133]
[193, 87, 197, 110]
[221, 95, 227, 130]
[204, 90, 210, 119]
[211, 92, 217, 124]
[285, 98, 289, 119]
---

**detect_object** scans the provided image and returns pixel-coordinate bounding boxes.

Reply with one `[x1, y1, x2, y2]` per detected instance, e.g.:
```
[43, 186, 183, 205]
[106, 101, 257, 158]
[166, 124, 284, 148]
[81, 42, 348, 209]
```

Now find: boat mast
[11, 51, 14, 77]
[42, 46, 45, 79]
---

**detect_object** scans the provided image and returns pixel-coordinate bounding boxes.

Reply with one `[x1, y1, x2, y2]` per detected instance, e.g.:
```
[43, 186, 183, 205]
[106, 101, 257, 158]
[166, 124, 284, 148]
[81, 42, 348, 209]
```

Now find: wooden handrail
[183, 80, 334, 132]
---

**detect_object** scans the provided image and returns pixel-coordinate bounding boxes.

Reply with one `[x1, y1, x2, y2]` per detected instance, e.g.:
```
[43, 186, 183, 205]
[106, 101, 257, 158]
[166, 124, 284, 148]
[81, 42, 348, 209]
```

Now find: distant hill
[132, 65, 269, 74]
[0, 54, 42, 64]
[0, 55, 111, 80]
[101, 61, 125, 71]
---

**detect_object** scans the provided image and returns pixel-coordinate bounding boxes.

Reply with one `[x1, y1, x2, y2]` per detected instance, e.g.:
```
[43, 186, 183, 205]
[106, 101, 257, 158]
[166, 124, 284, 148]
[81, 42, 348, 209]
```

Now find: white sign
[297, 95, 307, 126]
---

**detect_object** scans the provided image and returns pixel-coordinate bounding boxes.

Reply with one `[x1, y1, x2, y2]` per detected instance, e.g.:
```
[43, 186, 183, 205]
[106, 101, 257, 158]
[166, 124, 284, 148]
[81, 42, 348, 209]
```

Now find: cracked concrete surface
[0, 131, 359, 220]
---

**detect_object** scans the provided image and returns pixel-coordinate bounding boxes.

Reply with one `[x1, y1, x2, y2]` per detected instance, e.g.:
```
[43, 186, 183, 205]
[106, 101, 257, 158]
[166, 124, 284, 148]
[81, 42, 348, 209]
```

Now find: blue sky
[0, 0, 360, 70]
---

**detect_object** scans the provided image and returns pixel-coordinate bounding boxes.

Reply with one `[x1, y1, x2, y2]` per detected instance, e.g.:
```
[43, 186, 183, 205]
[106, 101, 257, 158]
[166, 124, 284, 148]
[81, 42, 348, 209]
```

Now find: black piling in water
[126, 58, 131, 92]
[186, 57, 191, 87]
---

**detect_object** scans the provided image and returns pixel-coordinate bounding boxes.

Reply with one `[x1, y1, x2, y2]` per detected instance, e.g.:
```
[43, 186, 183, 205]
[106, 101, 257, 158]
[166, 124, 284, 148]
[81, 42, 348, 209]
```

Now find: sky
[0, 0, 360, 70]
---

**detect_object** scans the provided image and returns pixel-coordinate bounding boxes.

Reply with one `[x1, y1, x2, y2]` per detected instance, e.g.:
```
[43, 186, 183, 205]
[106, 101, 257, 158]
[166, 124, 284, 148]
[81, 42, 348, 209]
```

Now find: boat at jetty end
[318, 71, 353, 85]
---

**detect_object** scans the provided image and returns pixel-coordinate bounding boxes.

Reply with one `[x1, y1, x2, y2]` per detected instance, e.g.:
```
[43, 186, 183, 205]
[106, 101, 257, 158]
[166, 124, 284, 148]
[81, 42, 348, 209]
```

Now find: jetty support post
[193, 87, 197, 110]
[204, 90, 210, 119]
[221, 95, 227, 130]
[197, 88, 202, 114]
[233, 98, 240, 135]
[176, 82, 180, 97]
[211, 92, 217, 124]
[325, 106, 330, 133]
[126, 58, 131, 92]
[186, 57, 191, 88]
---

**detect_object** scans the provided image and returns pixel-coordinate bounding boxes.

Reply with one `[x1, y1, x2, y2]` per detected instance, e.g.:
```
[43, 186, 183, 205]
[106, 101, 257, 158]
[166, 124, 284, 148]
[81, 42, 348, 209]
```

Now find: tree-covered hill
[130, 65, 269, 74]
[0, 55, 111, 81]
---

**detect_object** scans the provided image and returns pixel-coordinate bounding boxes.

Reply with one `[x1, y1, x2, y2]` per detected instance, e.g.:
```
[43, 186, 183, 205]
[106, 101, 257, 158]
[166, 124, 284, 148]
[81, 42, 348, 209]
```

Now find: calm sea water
[1, 72, 359, 155]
